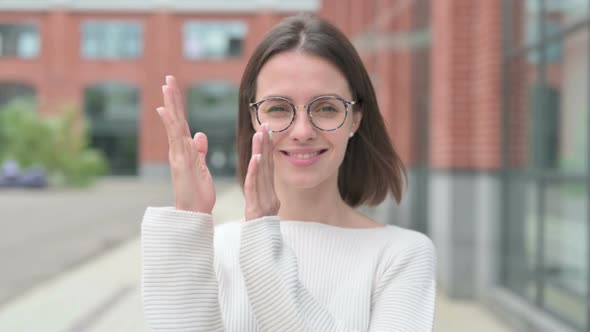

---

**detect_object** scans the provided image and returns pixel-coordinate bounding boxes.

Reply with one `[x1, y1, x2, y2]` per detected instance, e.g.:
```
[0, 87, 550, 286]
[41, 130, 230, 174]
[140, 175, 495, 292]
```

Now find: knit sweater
[141, 207, 436, 332]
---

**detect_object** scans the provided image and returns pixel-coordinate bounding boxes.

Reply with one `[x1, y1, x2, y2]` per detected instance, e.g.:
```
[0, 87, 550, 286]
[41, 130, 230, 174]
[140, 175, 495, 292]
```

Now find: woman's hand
[244, 123, 280, 221]
[156, 75, 216, 214]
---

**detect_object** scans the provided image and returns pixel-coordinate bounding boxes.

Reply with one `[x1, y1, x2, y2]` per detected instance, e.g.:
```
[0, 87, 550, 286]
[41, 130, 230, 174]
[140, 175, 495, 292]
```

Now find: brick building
[1, 0, 589, 331]
[325, 1, 588, 331]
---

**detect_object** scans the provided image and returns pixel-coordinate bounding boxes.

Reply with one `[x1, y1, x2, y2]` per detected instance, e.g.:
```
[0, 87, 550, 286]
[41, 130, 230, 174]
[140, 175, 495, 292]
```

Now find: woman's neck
[275, 176, 353, 227]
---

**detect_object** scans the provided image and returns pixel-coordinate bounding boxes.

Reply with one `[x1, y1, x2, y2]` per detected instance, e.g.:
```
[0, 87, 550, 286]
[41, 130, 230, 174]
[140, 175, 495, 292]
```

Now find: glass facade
[186, 82, 238, 175]
[84, 82, 139, 175]
[502, 0, 590, 330]
[81, 20, 142, 59]
[183, 21, 246, 60]
[0, 23, 39, 58]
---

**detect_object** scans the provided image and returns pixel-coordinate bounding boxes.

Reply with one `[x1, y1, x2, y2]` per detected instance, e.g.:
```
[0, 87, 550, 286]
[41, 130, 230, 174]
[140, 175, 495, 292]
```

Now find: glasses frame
[249, 95, 357, 132]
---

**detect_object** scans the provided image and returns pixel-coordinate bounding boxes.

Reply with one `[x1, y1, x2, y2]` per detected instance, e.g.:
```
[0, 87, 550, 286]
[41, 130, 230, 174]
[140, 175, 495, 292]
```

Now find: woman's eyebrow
[260, 93, 345, 101]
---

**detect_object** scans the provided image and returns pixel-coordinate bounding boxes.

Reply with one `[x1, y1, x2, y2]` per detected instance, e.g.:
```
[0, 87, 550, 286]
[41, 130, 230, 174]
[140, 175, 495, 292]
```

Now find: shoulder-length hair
[236, 13, 406, 207]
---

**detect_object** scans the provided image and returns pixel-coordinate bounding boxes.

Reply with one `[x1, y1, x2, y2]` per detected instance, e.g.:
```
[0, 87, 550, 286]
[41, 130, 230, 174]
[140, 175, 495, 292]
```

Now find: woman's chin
[276, 171, 334, 191]
[282, 178, 319, 190]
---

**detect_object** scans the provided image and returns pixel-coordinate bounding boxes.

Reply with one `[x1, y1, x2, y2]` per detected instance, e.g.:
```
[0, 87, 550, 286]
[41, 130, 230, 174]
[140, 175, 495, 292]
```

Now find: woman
[143, 14, 436, 332]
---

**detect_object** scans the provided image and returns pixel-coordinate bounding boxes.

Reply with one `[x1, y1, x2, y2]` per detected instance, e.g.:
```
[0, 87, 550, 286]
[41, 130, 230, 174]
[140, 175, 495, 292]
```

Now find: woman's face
[253, 50, 362, 190]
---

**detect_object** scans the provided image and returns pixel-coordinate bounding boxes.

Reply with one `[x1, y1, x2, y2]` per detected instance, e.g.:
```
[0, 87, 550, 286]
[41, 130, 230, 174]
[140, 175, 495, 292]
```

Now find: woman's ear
[250, 106, 259, 130]
[352, 109, 363, 133]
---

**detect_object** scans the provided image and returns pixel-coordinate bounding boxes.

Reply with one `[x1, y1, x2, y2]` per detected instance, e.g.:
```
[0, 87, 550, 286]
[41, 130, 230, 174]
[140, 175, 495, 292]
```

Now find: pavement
[0, 177, 515, 332]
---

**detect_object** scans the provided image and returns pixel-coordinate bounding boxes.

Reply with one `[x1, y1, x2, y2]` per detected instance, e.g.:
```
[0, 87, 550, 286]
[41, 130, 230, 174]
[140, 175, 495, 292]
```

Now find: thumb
[193, 132, 209, 165]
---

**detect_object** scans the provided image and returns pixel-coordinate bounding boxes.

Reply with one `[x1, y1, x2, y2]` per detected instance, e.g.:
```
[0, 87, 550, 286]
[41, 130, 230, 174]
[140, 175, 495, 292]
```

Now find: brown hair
[236, 14, 406, 207]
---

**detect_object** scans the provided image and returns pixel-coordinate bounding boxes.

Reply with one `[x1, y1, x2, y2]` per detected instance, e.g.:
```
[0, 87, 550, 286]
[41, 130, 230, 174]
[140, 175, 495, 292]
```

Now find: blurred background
[0, 0, 588, 331]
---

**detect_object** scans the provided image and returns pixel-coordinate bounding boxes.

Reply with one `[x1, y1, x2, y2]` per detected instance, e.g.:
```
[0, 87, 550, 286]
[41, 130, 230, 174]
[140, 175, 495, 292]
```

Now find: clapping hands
[156, 75, 279, 220]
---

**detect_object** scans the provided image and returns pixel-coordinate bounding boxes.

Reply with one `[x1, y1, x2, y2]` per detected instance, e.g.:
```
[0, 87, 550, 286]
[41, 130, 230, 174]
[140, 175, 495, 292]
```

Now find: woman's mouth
[280, 149, 328, 166]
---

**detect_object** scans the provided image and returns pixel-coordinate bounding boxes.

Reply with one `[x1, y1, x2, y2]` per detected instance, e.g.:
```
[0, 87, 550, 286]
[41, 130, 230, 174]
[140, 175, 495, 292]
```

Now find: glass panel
[544, 0, 589, 33]
[508, 0, 589, 50]
[520, 25, 589, 173]
[554, 27, 588, 174]
[0, 23, 39, 58]
[508, 26, 588, 174]
[503, 176, 539, 302]
[0, 83, 36, 108]
[186, 82, 238, 175]
[183, 21, 247, 59]
[84, 82, 138, 175]
[81, 21, 142, 59]
[542, 182, 587, 329]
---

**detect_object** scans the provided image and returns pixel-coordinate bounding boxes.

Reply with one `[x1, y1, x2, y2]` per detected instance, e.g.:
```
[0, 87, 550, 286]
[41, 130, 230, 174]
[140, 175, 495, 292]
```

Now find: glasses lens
[309, 97, 347, 130]
[257, 99, 294, 132]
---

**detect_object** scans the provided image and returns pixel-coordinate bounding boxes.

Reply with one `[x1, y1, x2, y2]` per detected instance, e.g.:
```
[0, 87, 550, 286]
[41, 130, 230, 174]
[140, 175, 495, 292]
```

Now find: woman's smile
[279, 148, 329, 167]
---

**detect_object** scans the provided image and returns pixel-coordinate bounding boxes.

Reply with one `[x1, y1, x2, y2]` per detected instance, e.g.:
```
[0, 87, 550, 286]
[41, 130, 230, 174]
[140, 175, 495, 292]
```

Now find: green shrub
[0, 99, 108, 187]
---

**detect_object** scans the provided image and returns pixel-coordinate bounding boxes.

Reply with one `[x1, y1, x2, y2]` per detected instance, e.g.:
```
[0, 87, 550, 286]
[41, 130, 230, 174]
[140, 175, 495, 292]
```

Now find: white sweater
[141, 207, 436, 332]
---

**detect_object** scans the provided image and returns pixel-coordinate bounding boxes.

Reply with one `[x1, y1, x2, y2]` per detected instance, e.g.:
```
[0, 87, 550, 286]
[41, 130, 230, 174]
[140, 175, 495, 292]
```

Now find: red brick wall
[471, 1, 503, 169]
[323, 0, 418, 167]
[323, 0, 505, 171]
[0, 10, 289, 166]
[429, 0, 503, 170]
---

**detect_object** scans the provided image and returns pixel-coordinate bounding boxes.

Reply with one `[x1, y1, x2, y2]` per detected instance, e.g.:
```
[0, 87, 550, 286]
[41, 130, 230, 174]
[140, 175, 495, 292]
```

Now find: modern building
[1, 0, 589, 331]
[322, 1, 589, 331]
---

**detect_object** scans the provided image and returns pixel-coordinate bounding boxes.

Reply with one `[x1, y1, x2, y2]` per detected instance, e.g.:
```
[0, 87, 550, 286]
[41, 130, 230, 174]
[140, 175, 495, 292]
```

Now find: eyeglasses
[249, 95, 356, 132]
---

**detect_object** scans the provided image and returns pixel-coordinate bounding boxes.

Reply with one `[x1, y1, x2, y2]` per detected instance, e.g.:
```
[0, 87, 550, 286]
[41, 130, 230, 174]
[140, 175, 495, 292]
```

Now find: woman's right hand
[156, 75, 216, 214]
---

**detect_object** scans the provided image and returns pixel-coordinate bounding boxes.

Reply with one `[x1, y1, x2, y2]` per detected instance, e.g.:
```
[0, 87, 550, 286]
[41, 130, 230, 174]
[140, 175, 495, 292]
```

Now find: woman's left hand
[244, 123, 280, 221]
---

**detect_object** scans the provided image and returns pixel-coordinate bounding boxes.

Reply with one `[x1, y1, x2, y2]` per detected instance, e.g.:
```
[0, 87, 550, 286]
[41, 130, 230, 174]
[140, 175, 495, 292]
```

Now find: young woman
[143, 14, 436, 332]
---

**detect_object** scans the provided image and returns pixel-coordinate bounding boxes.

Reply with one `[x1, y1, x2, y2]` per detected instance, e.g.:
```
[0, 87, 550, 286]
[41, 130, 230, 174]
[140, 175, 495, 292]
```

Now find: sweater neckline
[279, 220, 392, 231]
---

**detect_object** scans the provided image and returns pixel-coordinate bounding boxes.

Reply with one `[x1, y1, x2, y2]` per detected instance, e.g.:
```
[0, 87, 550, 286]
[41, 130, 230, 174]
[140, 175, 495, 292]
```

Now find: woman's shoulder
[374, 225, 436, 278]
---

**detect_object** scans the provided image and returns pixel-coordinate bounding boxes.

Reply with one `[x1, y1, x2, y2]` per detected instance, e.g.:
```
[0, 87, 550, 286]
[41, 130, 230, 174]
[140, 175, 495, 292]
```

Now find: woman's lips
[280, 149, 328, 167]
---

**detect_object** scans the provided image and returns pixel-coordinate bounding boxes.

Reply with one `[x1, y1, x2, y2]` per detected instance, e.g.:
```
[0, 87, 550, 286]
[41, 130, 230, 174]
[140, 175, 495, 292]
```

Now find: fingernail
[258, 132, 263, 143]
[256, 154, 261, 163]
[156, 107, 162, 115]
[166, 75, 172, 84]
[162, 85, 167, 93]
[264, 123, 269, 131]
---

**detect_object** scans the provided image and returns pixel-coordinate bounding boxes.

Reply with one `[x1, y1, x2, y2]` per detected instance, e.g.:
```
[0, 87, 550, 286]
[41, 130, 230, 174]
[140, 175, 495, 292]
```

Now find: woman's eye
[315, 106, 338, 112]
[268, 106, 289, 112]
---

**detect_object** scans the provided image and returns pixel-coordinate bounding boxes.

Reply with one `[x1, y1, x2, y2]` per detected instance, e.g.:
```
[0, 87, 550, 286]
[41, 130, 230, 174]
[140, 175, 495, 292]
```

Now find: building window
[0, 23, 39, 58]
[183, 21, 247, 60]
[0, 83, 35, 108]
[81, 20, 142, 59]
[84, 82, 139, 175]
[502, 1, 589, 330]
[186, 81, 238, 175]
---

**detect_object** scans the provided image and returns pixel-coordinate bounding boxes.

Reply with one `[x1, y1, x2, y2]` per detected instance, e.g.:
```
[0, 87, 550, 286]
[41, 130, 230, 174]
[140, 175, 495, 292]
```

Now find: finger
[264, 126, 275, 194]
[250, 129, 264, 203]
[156, 106, 175, 143]
[252, 129, 263, 157]
[163, 81, 190, 138]
[193, 132, 209, 172]
[258, 124, 269, 183]
[257, 124, 273, 207]
[166, 75, 186, 122]
[244, 153, 260, 220]
[262, 126, 276, 205]
[162, 84, 176, 122]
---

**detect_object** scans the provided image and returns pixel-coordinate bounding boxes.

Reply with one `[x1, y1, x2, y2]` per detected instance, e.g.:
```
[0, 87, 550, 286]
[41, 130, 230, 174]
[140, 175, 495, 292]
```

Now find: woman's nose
[288, 109, 317, 141]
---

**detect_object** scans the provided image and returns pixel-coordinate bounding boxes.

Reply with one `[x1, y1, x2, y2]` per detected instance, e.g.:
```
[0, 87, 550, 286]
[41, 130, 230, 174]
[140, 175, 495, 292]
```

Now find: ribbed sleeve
[239, 217, 436, 332]
[141, 207, 224, 331]
[368, 236, 436, 331]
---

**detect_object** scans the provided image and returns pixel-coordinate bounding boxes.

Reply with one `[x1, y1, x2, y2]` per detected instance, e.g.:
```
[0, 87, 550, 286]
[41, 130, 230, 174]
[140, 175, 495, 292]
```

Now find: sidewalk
[0, 181, 514, 332]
